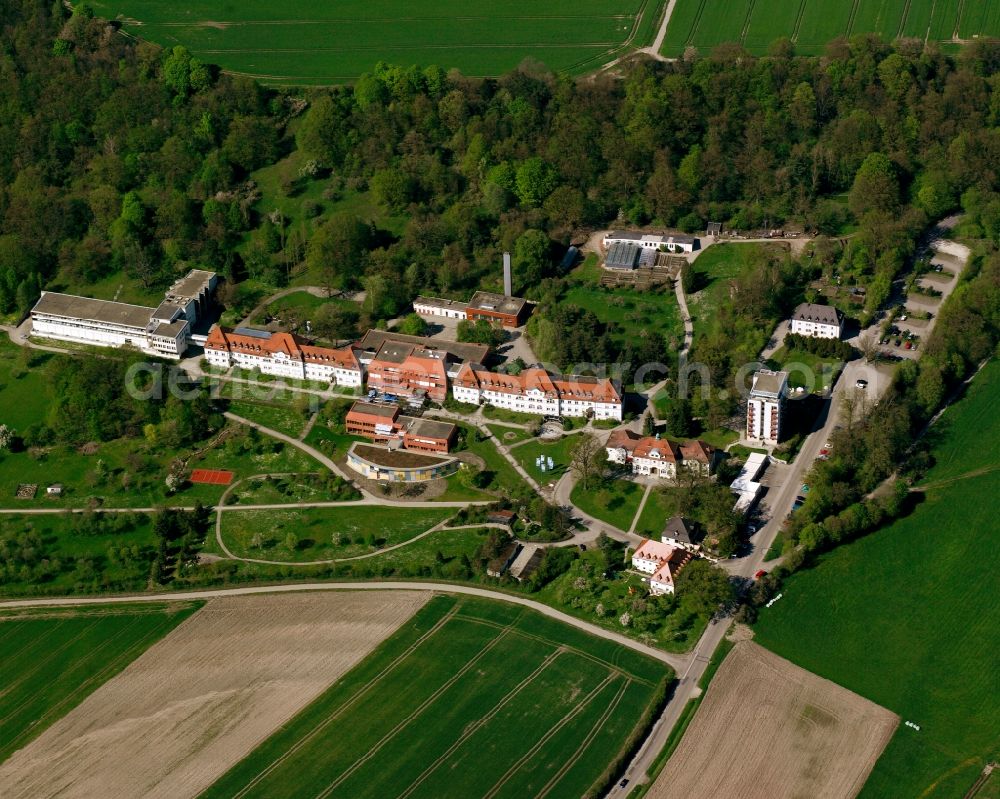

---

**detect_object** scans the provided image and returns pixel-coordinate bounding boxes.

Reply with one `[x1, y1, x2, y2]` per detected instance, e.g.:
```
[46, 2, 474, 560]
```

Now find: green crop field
[753, 359, 1000, 799]
[88, 0, 666, 85]
[201, 594, 670, 798]
[661, 0, 1000, 57]
[0, 602, 200, 761]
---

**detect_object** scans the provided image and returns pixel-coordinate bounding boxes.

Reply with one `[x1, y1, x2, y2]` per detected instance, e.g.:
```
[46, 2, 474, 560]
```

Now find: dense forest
[3, 0, 1000, 362]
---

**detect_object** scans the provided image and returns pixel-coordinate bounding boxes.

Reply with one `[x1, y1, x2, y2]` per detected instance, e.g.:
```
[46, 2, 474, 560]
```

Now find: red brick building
[344, 402, 457, 454]
[465, 291, 530, 328]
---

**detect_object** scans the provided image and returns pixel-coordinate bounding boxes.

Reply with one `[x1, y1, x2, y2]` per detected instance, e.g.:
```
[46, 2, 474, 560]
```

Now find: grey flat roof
[751, 370, 788, 397]
[167, 269, 216, 300]
[152, 320, 188, 337]
[32, 292, 154, 330]
[403, 416, 457, 439]
[414, 296, 469, 311]
[792, 302, 840, 326]
[351, 401, 399, 418]
[357, 329, 490, 363]
[467, 291, 527, 316]
[374, 342, 413, 364]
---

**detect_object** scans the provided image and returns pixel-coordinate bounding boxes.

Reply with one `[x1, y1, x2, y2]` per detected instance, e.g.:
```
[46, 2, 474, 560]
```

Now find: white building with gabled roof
[790, 302, 842, 339]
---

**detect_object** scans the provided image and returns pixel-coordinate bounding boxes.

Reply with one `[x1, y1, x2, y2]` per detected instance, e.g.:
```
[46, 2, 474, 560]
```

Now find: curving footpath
[0, 581, 688, 669]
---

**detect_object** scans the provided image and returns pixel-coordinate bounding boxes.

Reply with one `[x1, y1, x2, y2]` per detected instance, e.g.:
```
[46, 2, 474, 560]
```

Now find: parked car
[754, 569, 767, 580]
[905, 341, 912, 350]
[801, 483, 810, 493]
[855, 379, 868, 389]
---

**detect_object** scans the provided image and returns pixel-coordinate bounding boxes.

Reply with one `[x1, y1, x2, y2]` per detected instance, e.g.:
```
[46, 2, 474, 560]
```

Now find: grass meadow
[89, 0, 664, 84]
[562, 254, 684, 353]
[200, 594, 671, 799]
[660, 0, 1000, 57]
[220, 505, 456, 561]
[753, 359, 1000, 799]
[511, 434, 580, 481]
[0, 602, 201, 761]
[686, 242, 781, 344]
[571, 477, 646, 532]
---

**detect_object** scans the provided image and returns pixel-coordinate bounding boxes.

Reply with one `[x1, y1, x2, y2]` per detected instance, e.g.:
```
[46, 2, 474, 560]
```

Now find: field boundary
[228, 601, 461, 798]
[482, 672, 621, 799]
[395, 646, 567, 799]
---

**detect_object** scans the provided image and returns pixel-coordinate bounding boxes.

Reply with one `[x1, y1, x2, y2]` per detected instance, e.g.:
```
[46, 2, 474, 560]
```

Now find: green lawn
[754, 361, 1000, 799]
[485, 424, 534, 445]
[225, 398, 310, 438]
[571, 478, 646, 532]
[660, 0, 991, 57]
[0, 422, 320, 511]
[462, 425, 536, 500]
[511, 435, 579, 481]
[220, 505, 456, 561]
[0, 342, 53, 432]
[633, 488, 671, 539]
[686, 242, 782, 344]
[0, 602, 200, 760]
[89, 0, 664, 84]
[561, 266, 683, 351]
[201, 595, 671, 799]
[919, 358, 1000, 485]
[766, 345, 844, 392]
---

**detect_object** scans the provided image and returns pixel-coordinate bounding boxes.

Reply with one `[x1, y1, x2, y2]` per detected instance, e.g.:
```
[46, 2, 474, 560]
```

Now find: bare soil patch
[0, 591, 428, 799]
[649, 642, 897, 799]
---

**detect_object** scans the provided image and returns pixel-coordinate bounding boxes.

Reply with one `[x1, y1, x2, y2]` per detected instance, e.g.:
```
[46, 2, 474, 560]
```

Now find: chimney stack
[503, 252, 512, 296]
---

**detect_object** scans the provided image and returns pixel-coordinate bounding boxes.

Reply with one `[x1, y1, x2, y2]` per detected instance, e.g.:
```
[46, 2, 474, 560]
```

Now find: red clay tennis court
[189, 469, 234, 486]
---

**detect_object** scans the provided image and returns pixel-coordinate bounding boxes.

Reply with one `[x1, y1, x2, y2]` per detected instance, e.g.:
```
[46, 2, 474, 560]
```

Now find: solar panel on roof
[233, 327, 272, 339]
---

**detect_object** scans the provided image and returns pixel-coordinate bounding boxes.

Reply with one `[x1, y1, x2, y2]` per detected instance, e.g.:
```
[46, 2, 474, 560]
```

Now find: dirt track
[0, 592, 427, 799]
[649, 642, 897, 799]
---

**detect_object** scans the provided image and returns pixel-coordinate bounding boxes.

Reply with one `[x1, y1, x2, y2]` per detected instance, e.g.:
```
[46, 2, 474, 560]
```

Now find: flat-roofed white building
[790, 303, 842, 339]
[602, 230, 699, 254]
[412, 296, 469, 320]
[746, 370, 788, 444]
[30, 293, 190, 357]
[29, 269, 217, 358]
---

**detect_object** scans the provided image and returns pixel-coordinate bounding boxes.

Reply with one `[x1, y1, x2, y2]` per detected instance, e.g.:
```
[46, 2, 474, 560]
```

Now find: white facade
[29, 269, 216, 358]
[790, 303, 842, 339]
[790, 318, 841, 338]
[454, 366, 622, 420]
[602, 231, 697, 254]
[747, 370, 788, 444]
[204, 327, 363, 386]
[413, 297, 468, 320]
[31, 296, 189, 358]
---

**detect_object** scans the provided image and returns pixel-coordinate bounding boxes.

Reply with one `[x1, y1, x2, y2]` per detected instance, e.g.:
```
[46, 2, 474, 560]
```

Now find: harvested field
[0, 591, 427, 799]
[650, 642, 897, 799]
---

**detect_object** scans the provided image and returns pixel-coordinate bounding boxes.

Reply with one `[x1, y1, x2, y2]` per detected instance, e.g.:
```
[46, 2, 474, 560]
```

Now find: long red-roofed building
[203, 325, 362, 386]
[365, 341, 451, 402]
[452, 363, 622, 420]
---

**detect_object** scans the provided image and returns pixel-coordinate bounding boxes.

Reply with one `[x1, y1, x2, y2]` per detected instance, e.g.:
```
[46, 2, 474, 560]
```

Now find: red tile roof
[205, 326, 359, 370]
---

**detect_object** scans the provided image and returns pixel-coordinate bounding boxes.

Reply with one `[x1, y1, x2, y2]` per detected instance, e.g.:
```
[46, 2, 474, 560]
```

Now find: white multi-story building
[29, 269, 217, 358]
[602, 230, 699, 254]
[453, 364, 622, 420]
[631, 538, 693, 595]
[204, 325, 363, 386]
[790, 303, 842, 339]
[746, 370, 788, 444]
